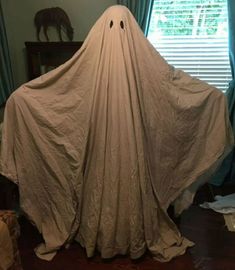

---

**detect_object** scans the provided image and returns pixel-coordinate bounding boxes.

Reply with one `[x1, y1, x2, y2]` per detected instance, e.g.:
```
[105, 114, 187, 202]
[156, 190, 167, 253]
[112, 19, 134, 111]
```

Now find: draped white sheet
[0, 5, 233, 262]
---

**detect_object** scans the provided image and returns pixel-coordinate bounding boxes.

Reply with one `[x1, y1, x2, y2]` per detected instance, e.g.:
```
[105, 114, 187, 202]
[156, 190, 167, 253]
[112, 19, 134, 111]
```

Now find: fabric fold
[0, 5, 233, 262]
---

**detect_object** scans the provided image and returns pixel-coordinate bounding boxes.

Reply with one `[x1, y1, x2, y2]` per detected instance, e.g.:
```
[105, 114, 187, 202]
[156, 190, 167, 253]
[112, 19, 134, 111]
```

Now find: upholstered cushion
[0, 220, 13, 270]
[0, 211, 22, 270]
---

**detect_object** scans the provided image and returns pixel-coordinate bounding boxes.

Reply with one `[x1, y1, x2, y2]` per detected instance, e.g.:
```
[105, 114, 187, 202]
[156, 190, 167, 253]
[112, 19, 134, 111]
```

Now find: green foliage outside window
[148, 0, 228, 37]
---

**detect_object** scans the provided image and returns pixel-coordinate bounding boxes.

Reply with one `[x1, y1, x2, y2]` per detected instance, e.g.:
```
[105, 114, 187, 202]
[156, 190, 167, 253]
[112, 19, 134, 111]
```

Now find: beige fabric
[0, 220, 14, 270]
[224, 213, 235, 231]
[0, 5, 233, 262]
[173, 151, 229, 215]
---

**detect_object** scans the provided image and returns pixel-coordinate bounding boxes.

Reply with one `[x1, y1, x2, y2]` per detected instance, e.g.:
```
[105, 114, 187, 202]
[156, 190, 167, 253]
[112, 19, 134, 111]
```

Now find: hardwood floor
[17, 184, 235, 270]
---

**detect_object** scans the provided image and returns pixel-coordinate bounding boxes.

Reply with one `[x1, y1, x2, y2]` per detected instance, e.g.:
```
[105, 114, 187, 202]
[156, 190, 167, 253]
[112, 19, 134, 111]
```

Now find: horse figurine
[34, 7, 74, 42]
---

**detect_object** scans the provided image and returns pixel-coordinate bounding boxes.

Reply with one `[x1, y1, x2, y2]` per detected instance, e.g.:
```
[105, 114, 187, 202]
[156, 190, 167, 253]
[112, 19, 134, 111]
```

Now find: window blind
[147, 0, 231, 92]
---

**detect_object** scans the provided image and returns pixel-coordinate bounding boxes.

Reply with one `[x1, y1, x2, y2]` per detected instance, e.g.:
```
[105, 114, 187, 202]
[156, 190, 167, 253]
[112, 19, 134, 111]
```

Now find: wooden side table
[25, 41, 83, 80]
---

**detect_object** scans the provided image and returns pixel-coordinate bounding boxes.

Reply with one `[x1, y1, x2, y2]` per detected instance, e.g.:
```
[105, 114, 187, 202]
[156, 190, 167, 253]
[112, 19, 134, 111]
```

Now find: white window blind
[147, 0, 231, 92]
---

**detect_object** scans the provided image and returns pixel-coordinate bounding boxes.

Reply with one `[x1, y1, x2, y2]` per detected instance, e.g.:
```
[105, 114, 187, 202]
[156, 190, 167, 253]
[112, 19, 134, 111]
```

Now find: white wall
[1, 0, 116, 87]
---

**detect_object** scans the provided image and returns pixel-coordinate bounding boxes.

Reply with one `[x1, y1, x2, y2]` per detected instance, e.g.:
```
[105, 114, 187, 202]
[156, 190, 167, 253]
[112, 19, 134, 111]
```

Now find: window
[147, 0, 231, 92]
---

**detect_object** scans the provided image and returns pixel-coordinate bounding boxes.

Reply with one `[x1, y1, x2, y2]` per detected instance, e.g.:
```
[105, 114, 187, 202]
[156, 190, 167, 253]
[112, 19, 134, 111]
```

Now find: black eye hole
[110, 20, 113, 28]
[120, 21, 124, 29]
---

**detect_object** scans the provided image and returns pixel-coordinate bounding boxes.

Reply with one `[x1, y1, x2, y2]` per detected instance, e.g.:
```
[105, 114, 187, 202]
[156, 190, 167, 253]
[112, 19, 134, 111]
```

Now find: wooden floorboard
[17, 184, 235, 270]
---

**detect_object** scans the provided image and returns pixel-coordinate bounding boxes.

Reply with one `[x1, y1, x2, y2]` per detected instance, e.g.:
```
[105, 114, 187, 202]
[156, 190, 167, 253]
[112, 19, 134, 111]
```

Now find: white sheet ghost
[0, 5, 233, 262]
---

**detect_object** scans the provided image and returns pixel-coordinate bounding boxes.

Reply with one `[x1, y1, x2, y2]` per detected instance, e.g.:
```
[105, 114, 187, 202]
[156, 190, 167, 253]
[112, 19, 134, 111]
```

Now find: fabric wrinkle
[0, 5, 233, 262]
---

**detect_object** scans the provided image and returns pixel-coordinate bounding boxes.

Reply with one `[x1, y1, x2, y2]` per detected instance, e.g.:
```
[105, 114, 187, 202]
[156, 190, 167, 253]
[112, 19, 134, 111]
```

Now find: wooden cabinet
[25, 41, 83, 80]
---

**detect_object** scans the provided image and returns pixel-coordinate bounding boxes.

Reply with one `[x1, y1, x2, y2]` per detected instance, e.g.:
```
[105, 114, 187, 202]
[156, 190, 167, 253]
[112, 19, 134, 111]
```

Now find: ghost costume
[0, 5, 233, 262]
